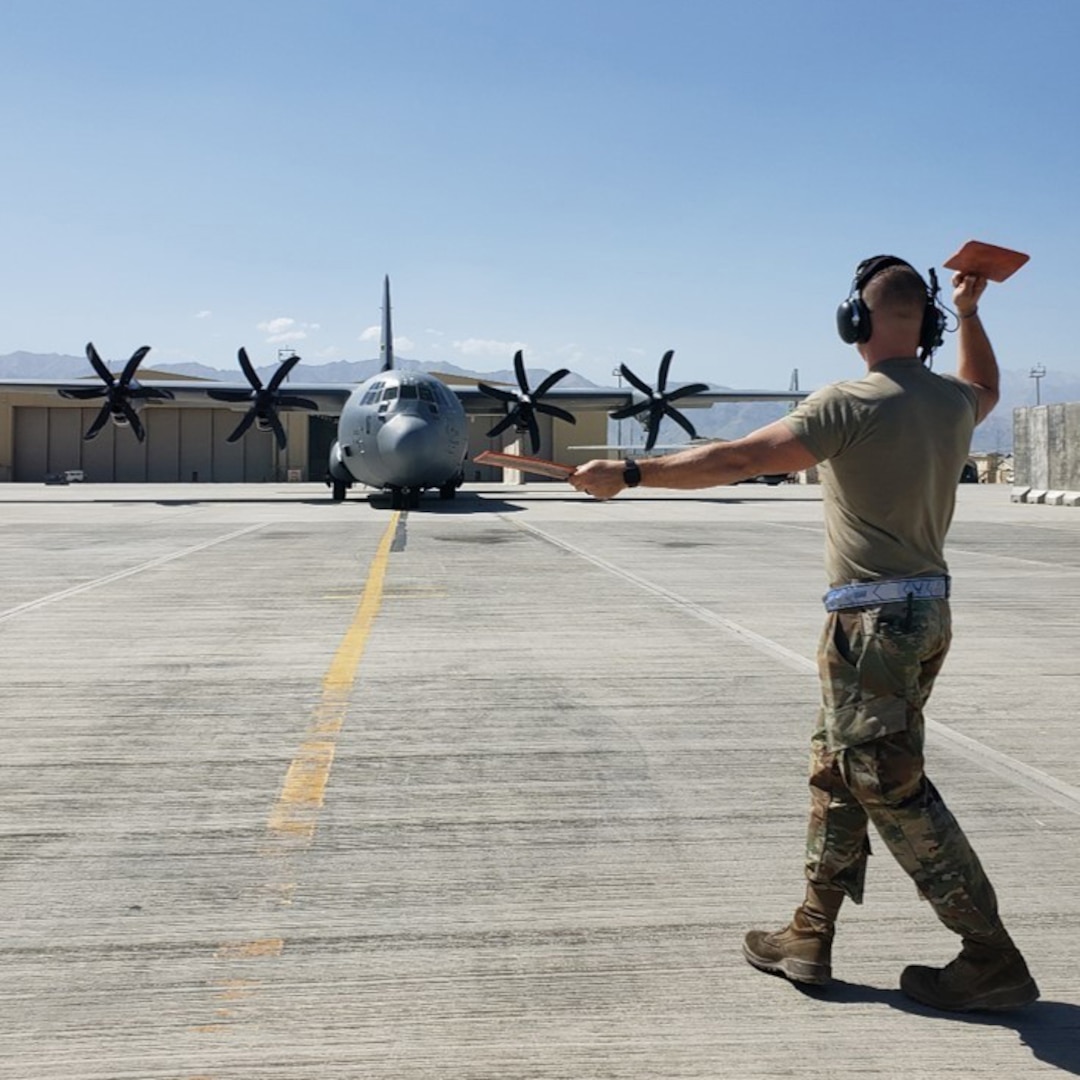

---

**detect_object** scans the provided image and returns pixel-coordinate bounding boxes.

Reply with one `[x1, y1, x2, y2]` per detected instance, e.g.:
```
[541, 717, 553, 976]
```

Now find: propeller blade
[117, 397, 145, 439]
[276, 395, 319, 411]
[609, 400, 651, 421]
[513, 350, 529, 393]
[618, 363, 654, 397]
[237, 347, 262, 389]
[485, 414, 518, 439]
[226, 409, 258, 443]
[533, 368, 570, 397]
[269, 411, 288, 450]
[477, 382, 519, 404]
[643, 408, 672, 452]
[535, 402, 577, 425]
[666, 382, 710, 402]
[119, 345, 151, 386]
[267, 353, 301, 392]
[664, 405, 698, 439]
[126, 407, 146, 443]
[84, 402, 112, 440]
[86, 343, 114, 386]
[129, 385, 174, 401]
[657, 350, 674, 393]
[525, 413, 541, 454]
[58, 386, 107, 400]
[207, 389, 255, 403]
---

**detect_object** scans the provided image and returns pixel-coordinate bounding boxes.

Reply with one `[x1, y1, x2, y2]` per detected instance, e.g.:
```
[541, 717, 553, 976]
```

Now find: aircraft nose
[376, 414, 441, 482]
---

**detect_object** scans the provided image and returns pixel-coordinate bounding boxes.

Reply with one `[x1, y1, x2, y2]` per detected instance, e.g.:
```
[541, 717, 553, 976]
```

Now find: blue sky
[1, 0, 1077, 394]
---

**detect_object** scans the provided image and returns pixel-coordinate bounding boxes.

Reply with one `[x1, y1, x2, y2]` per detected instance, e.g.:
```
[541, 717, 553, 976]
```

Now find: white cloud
[194, 310, 212, 320]
[358, 326, 413, 352]
[452, 337, 528, 360]
[257, 317, 320, 344]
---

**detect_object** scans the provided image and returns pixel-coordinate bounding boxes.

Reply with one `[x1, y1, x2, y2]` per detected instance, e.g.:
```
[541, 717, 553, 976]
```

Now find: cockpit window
[381, 386, 399, 401]
[399, 384, 418, 399]
[418, 384, 435, 402]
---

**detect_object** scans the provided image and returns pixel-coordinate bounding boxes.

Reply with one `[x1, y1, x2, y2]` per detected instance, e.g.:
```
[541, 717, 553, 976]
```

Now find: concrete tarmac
[1, 481, 1078, 1080]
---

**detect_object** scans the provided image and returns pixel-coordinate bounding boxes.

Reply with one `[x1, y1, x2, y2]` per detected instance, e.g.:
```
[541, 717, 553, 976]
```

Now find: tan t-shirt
[783, 358, 978, 586]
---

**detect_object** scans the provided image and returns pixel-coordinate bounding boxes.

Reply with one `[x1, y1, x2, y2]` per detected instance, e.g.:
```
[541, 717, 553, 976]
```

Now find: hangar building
[0, 370, 608, 485]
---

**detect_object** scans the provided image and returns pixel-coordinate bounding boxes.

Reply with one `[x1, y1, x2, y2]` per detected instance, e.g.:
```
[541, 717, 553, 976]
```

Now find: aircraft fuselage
[330, 370, 468, 494]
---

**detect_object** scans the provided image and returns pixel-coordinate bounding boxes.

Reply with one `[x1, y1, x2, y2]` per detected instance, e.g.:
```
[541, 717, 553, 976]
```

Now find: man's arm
[568, 418, 819, 500]
[952, 271, 999, 424]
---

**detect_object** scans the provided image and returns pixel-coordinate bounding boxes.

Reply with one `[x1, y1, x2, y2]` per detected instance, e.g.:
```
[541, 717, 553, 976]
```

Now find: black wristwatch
[623, 458, 642, 488]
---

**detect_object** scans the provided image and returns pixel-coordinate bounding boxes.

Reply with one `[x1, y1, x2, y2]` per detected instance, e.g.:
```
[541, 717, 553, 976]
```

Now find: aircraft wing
[0, 377, 353, 415]
[451, 385, 806, 415]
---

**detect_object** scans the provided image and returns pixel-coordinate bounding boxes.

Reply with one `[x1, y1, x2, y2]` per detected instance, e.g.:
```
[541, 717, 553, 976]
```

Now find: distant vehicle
[736, 472, 792, 486]
[960, 460, 979, 483]
[43, 469, 85, 485]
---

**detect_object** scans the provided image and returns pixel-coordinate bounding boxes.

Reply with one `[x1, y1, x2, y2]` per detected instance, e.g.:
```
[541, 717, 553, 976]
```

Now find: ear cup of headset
[919, 305, 946, 354]
[836, 296, 871, 344]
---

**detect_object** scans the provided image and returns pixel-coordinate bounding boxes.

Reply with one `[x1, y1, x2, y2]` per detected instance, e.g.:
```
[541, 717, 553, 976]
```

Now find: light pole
[278, 347, 298, 379]
[1030, 363, 1046, 405]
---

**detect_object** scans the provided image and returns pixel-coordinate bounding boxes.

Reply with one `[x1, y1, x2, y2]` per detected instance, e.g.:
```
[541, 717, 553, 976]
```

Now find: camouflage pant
[805, 598, 1004, 942]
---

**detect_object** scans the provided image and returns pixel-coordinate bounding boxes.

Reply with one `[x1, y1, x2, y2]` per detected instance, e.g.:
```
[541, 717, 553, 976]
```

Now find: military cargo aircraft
[0, 277, 807, 508]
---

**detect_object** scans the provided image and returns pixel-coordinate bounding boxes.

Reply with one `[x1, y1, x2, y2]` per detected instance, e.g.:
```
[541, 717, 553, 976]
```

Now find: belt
[823, 575, 950, 612]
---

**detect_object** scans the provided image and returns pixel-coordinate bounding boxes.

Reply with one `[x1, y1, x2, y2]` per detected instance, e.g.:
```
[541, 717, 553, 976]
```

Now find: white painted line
[0, 523, 267, 623]
[512, 516, 1080, 816]
[510, 516, 814, 675]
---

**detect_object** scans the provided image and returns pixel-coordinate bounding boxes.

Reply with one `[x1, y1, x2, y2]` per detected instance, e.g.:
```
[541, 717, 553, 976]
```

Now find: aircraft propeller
[207, 349, 319, 450]
[58, 343, 175, 442]
[478, 350, 576, 454]
[609, 350, 710, 451]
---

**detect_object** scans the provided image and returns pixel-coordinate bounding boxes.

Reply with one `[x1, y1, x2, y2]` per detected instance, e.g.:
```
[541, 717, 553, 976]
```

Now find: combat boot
[901, 938, 1040, 1012]
[743, 905, 835, 986]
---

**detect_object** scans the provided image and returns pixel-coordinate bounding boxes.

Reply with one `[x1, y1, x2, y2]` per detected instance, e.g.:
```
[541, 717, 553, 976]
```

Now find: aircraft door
[307, 415, 337, 479]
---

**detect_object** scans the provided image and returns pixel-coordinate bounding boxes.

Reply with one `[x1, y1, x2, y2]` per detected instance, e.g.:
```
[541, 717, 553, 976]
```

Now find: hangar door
[12, 406, 278, 482]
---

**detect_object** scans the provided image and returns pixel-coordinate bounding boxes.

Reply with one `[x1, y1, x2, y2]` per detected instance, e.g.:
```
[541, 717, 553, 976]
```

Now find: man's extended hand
[952, 271, 987, 317]
[568, 459, 627, 500]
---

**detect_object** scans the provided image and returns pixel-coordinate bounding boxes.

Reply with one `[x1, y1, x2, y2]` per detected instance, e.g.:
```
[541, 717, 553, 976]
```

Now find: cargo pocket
[818, 612, 862, 750]
[820, 608, 917, 750]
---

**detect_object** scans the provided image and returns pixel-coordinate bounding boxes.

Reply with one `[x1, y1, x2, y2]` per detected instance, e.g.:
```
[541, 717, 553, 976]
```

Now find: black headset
[836, 255, 946, 362]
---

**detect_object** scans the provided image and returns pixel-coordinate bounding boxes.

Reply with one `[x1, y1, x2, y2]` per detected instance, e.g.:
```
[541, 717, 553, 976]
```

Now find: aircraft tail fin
[380, 275, 394, 372]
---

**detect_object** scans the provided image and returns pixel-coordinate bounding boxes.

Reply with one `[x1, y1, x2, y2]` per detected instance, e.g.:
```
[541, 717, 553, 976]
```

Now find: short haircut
[863, 264, 927, 320]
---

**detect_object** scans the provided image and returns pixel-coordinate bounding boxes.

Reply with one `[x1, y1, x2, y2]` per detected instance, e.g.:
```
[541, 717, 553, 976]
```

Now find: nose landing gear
[390, 487, 421, 510]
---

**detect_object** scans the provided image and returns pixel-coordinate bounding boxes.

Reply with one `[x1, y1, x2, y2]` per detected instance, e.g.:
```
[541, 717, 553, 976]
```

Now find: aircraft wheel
[438, 482, 457, 500]
[331, 478, 348, 502]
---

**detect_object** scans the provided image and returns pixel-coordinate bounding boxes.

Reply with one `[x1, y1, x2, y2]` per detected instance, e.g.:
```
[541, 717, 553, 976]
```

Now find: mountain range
[2, 350, 1075, 454]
